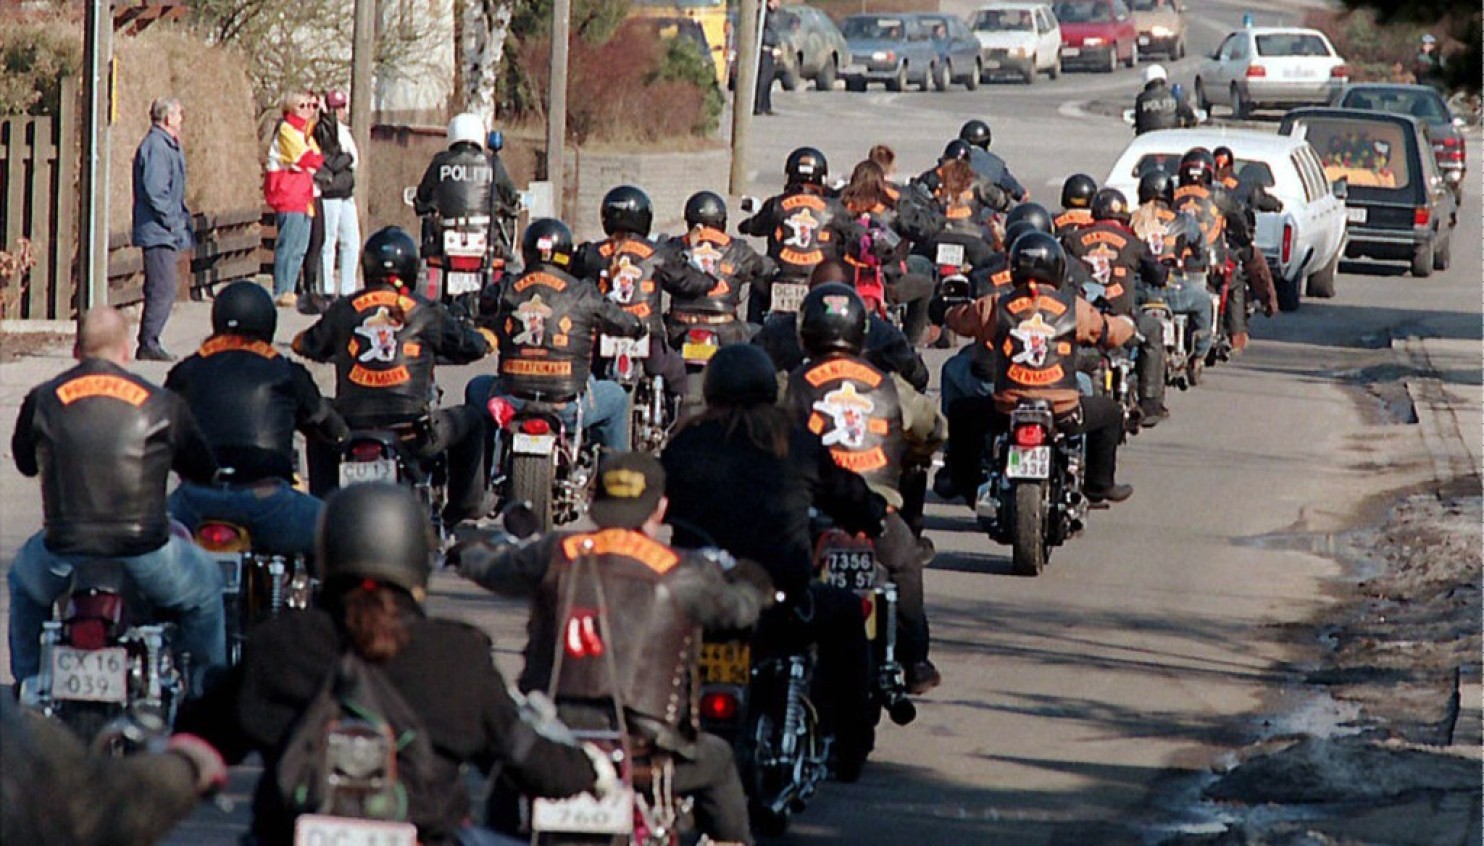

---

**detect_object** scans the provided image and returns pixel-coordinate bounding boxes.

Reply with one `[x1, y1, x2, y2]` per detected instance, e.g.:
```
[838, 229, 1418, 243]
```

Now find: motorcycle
[975, 398, 1088, 576]
[486, 394, 598, 534]
[19, 560, 185, 747]
[600, 332, 671, 455]
[337, 422, 450, 540]
[736, 632, 828, 837]
[193, 518, 315, 667]
[1080, 282, 1142, 438]
[401, 187, 517, 321]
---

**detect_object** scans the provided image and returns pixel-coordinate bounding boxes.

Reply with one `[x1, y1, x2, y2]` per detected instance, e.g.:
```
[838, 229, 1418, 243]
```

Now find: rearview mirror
[1122, 108, 1136, 125]
[1331, 179, 1348, 200]
[402, 186, 416, 207]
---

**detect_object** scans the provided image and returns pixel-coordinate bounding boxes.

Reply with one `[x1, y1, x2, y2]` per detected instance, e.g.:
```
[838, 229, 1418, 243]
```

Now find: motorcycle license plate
[532, 789, 635, 835]
[339, 458, 397, 487]
[770, 282, 808, 313]
[512, 432, 556, 455]
[599, 334, 650, 359]
[935, 243, 966, 267]
[1161, 319, 1177, 348]
[699, 641, 751, 686]
[1006, 445, 1051, 480]
[1346, 207, 1367, 224]
[293, 814, 417, 846]
[820, 546, 877, 592]
[681, 332, 720, 364]
[442, 229, 487, 255]
[51, 646, 128, 703]
[446, 270, 483, 295]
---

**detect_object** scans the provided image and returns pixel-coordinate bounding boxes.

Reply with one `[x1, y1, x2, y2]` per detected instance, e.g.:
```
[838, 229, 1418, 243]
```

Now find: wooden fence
[0, 77, 78, 321]
[106, 208, 265, 305]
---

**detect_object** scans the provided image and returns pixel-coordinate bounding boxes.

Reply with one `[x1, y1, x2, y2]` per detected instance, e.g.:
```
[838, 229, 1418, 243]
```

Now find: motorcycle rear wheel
[509, 453, 555, 533]
[1011, 481, 1048, 577]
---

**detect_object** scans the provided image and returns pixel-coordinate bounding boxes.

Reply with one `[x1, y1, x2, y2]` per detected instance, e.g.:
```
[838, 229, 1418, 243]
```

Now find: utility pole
[79, 0, 114, 317]
[728, 0, 762, 194]
[350, 0, 376, 237]
[546, 0, 571, 218]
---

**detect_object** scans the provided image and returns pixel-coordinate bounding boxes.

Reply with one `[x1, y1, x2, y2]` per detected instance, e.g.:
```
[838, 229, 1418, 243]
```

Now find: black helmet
[1212, 145, 1235, 172]
[211, 281, 276, 342]
[1004, 201, 1054, 236]
[317, 483, 433, 596]
[1091, 187, 1131, 223]
[1137, 169, 1174, 205]
[940, 139, 973, 163]
[521, 218, 576, 269]
[684, 190, 728, 230]
[600, 185, 653, 237]
[959, 119, 992, 150]
[703, 344, 778, 406]
[1008, 231, 1066, 287]
[1003, 219, 1040, 250]
[1178, 148, 1216, 187]
[361, 226, 420, 287]
[797, 282, 868, 357]
[1060, 173, 1098, 210]
[785, 147, 828, 186]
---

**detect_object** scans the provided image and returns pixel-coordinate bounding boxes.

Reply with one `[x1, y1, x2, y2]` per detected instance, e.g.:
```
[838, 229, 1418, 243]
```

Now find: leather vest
[1172, 185, 1226, 249]
[330, 288, 441, 425]
[524, 530, 699, 737]
[496, 267, 600, 401]
[1054, 208, 1093, 236]
[594, 236, 666, 334]
[789, 355, 905, 495]
[991, 284, 1081, 395]
[1134, 206, 1205, 271]
[1064, 221, 1140, 315]
[669, 227, 747, 316]
[27, 360, 179, 556]
[170, 336, 300, 481]
[768, 190, 841, 280]
[420, 146, 495, 219]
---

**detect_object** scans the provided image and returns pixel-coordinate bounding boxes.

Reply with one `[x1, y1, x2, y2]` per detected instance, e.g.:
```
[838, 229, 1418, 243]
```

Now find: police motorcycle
[19, 558, 186, 747]
[401, 183, 518, 322]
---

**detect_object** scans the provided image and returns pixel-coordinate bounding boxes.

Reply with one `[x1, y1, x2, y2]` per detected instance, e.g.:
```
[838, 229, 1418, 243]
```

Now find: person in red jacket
[264, 90, 324, 306]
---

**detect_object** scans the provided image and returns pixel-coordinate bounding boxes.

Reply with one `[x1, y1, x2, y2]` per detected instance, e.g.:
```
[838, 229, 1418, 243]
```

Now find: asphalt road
[3, 0, 1478, 842]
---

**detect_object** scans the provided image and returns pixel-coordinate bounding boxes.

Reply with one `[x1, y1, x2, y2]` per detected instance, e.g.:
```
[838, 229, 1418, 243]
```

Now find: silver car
[1194, 27, 1348, 119]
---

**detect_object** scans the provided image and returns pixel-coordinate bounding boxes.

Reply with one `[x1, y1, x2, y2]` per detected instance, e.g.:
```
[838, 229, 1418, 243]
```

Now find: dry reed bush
[0, 11, 83, 116]
[0, 239, 36, 320]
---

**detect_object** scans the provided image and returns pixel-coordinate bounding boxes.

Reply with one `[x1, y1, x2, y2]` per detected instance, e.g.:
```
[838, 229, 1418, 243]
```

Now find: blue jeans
[168, 480, 323, 557]
[273, 212, 312, 297]
[1145, 281, 1216, 356]
[466, 375, 630, 452]
[940, 345, 994, 412]
[7, 532, 226, 683]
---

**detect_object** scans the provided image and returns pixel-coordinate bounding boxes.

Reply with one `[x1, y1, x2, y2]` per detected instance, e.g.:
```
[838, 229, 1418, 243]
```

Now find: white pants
[320, 196, 361, 296]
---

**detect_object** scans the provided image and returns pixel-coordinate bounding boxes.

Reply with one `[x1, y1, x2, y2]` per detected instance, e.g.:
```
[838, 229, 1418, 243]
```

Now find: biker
[1054, 173, 1098, 235]
[663, 190, 774, 350]
[451, 452, 768, 845]
[662, 344, 886, 779]
[784, 284, 947, 694]
[178, 483, 608, 846]
[1062, 188, 1171, 426]
[413, 112, 519, 259]
[912, 139, 1011, 213]
[1213, 145, 1281, 320]
[934, 232, 1137, 504]
[466, 218, 644, 452]
[293, 226, 493, 525]
[957, 118, 1028, 203]
[166, 281, 348, 556]
[840, 160, 935, 345]
[738, 147, 861, 321]
[908, 151, 1001, 291]
[1171, 148, 1258, 353]
[1130, 169, 1217, 368]
[8, 306, 226, 686]
[1134, 64, 1179, 135]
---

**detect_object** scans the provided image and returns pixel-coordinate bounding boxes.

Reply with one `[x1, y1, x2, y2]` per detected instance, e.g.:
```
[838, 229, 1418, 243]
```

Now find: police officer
[166, 282, 348, 556]
[468, 218, 645, 452]
[1054, 173, 1098, 235]
[1171, 148, 1256, 354]
[179, 483, 607, 846]
[1134, 64, 1179, 135]
[413, 113, 519, 257]
[664, 191, 774, 350]
[957, 118, 1027, 202]
[785, 285, 947, 694]
[1062, 188, 1171, 425]
[452, 453, 769, 845]
[938, 233, 1137, 504]
[8, 307, 225, 685]
[294, 227, 494, 525]
[739, 147, 862, 321]
[1130, 169, 1218, 367]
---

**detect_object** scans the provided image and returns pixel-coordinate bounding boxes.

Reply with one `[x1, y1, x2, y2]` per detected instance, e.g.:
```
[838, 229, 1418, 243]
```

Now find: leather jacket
[754, 311, 929, 391]
[1135, 81, 1180, 135]
[494, 265, 644, 400]
[574, 235, 715, 336]
[12, 358, 217, 556]
[1062, 220, 1168, 315]
[785, 354, 907, 497]
[738, 187, 860, 281]
[166, 335, 347, 483]
[413, 142, 520, 222]
[664, 227, 774, 318]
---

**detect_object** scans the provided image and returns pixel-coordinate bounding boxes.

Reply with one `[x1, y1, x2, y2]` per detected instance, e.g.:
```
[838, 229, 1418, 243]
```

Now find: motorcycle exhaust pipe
[886, 694, 917, 726]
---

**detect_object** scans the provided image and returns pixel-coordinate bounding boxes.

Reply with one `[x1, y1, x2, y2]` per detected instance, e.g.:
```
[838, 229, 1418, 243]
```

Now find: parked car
[1054, 0, 1139, 73]
[840, 14, 947, 92]
[1280, 108, 1458, 278]
[1335, 83, 1468, 201]
[971, 2, 1063, 84]
[1194, 27, 1348, 119]
[1105, 127, 1349, 310]
[1130, 0, 1185, 60]
[775, 4, 853, 91]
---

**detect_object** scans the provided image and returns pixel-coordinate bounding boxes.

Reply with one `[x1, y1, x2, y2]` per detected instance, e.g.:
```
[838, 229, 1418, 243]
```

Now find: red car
[1055, 0, 1139, 72]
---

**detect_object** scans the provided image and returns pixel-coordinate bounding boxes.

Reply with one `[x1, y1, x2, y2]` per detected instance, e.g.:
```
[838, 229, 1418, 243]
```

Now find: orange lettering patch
[705, 280, 730, 298]
[351, 289, 416, 314]
[1007, 363, 1065, 386]
[781, 194, 824, 211]
[514, 272, 569, 293]
[199, 336, 278, 359]
[403, 341, 422, 358]
[623, 303, 653, 319]
[831, 446, 888, 473]
[562, 528, 678, 574]
[56, 375, 149, 406]
[502, 358, 574, 377]
[349, 364, 411, 387]
[804, 359, 883, 388]
[1105, 283, 1124, 300]
[779, 247, 823, 266]
[618, 241, 656, 259]
[1080, 230, 1129, 248]
[867, 418, 889, 435]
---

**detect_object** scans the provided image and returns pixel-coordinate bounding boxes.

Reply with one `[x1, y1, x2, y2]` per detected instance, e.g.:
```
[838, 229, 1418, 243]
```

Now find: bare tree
[457, 0, 515, 126]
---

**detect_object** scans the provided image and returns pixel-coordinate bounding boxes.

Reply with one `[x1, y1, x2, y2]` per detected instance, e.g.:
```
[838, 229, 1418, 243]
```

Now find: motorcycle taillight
[700, 690, 740, 722]
[520, 417, 552, 436]
[196, 522, 244, 552]
[348, 442, 385, 462]
[1013, 424, 1047, 447]
[687, 328, 715, 345]
[66, 619, 110, 650]
[449, 255, 482, 271]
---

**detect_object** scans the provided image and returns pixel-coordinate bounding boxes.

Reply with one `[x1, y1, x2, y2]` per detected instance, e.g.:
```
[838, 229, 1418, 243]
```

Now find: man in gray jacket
[130, 97, 192, 361]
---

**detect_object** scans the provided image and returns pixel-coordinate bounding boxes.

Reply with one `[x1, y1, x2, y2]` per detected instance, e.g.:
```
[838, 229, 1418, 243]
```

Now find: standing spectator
[315, 90, 360, 301]
[264, 90, 324, 308]
[1414, 34, 1444, 91]
[130, 97, 192, 361]
[755, 0, 781, 116]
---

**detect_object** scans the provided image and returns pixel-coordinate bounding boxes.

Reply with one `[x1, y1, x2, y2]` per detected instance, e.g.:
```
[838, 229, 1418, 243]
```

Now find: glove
[446, 531, 516, 579]
[165, 734, 228, 794]
[581, 742, 621, 800]
[477, 327, 499, 351]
